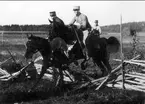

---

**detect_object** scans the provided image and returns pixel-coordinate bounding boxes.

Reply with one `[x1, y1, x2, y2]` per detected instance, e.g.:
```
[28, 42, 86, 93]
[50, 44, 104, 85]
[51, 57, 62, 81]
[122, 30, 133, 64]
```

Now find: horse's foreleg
[29, 59, 49, 92]
[58, 67, 64, 87]
[28, 66, 47, 92]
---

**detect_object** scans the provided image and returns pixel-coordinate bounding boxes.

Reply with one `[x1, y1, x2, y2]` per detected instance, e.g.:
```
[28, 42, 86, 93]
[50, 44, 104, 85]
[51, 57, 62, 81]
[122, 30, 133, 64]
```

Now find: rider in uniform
[49, 11, 66, 38]
[69, 6, 91, 60]
[49, 11, 69, 57]
[92, 20, 102, 36]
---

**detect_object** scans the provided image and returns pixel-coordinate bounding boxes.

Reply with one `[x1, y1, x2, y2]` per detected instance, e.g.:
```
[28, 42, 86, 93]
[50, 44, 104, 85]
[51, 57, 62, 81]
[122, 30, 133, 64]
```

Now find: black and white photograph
[0, 1, 145, 104]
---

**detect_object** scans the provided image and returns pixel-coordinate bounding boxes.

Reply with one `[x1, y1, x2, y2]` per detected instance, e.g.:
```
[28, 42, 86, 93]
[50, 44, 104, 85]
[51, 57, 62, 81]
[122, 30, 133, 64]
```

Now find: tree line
[0, 24, 50, 31]
[101, 21, 145, 33]
[0, 21, 145, 33]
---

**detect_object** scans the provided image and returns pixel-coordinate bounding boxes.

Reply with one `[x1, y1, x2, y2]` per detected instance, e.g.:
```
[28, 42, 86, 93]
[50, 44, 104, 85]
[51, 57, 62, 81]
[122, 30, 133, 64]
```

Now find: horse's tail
[107, 36, 120, 53]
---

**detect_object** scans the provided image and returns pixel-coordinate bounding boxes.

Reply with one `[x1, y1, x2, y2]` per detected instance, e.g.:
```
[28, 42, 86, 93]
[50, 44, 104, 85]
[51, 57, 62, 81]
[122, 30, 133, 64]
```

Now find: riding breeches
[83, 30, 89, 45]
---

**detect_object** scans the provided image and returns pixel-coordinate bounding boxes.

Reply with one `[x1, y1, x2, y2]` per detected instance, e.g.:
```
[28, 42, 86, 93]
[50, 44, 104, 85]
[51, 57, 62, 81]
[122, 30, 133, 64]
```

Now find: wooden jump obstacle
[1, 54, 145, 93]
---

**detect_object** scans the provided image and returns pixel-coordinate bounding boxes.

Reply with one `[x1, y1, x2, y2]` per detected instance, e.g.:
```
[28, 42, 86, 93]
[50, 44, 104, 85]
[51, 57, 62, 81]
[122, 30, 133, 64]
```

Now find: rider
[69, 6, 92, 60]
[49, 11, 69, 57]
[92, 20, 102, 36]
[49, 11, 66, 38]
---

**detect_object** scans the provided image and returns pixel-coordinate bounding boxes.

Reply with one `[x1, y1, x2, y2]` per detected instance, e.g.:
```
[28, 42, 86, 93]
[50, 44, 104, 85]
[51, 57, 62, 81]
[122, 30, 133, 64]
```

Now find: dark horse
[48, 19, 88, 70]
[25, 34, 53, 89]
[48, 19, 120, 75]
[86, 29, 120, 75]
[25, 34, 78, 90]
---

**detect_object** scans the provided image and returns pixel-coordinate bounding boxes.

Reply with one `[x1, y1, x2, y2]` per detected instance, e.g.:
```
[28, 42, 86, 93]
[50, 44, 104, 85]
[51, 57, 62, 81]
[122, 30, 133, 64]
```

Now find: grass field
[1, 31, 145, 62]
[0, 31, 145, 104]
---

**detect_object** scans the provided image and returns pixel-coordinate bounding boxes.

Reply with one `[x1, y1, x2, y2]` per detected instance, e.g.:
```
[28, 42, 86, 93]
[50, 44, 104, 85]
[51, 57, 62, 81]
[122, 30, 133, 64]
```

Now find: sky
[0, 1, 145, 26]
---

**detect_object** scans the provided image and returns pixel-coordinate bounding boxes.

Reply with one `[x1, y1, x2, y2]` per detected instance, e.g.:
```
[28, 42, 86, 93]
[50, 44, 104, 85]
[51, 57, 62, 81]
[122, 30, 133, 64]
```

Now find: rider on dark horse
[48, 10, 88, 61]
[69, 6, 92, 60]
[49, 11, 66, 40]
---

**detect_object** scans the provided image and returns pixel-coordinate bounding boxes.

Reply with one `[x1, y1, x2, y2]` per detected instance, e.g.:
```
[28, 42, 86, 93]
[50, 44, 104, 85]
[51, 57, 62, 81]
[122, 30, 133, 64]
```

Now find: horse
[24, 34, 77, 90]
[24, 34, 53, 89]
[85, 29, 120, 75]
[48, 19, 88, 70]
[48, 18, 120, 76]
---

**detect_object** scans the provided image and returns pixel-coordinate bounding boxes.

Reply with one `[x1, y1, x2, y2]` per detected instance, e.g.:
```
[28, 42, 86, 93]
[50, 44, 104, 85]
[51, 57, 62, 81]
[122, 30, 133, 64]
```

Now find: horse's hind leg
[93, 58, 107, 77]
[29, 65, 47, 92]
[102, 58, 112, 74]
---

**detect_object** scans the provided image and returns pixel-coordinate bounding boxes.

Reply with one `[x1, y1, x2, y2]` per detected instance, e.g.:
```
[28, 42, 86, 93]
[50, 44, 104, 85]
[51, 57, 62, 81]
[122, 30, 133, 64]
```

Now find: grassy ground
[0, 79, 145, 104]
[0, 32, 145, 104]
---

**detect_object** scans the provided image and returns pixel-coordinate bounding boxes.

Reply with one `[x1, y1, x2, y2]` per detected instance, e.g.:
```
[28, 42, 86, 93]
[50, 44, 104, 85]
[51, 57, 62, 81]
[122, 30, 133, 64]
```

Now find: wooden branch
[131, 60, 145, 63]
[63, 70, 74, 82]
[0, 68, 10, 76]
[0, 62, 33, 81]
[0, 74, 11, 79]
[107, 83, 145, 92]
[117, 82, 145, 90]
[125, 74, 145, 80]
[125, 79, 145, 86]
[134, 78, 145, 83]
[130, 55, 141, 60]
[95, 55, 141, 90]
[0, 57, 12, 66]
[113, 59, 145, 67]
[108, 75, 133, 83]
[95, 74, 111, 90]
[74, 55, 141, 90]
[130, 72, 145, 77]
[5, 47, 17, 64]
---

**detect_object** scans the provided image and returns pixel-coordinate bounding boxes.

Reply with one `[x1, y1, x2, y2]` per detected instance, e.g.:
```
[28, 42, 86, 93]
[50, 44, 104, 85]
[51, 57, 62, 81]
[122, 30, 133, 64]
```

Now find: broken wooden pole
[0, 61, 34, 81]
[0, 57, 12, 66]
[63, 70, 74, 82]
[113, 59, 145, 67]
[95, 55, 141, 90]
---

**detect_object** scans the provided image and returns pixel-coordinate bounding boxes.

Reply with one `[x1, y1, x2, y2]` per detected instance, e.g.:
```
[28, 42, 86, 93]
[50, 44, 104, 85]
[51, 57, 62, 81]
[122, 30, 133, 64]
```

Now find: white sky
[0, 1, 145, 26]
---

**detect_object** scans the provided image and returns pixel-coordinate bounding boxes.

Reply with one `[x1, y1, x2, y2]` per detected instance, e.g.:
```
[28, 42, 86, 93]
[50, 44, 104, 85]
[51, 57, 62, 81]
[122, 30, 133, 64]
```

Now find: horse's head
[25, 34, 40, 59]
[25, 34, 50, 60]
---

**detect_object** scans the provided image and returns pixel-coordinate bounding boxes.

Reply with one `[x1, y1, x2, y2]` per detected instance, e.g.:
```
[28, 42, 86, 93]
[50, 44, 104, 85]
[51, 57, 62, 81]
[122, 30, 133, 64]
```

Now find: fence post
[120, 15, 125, 89]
